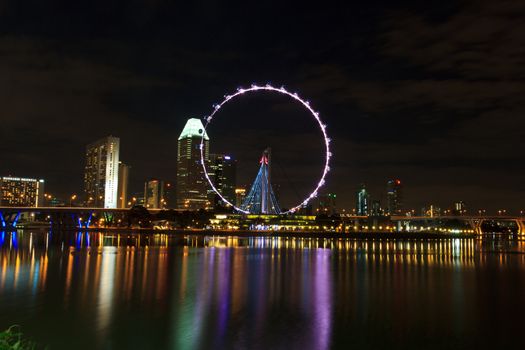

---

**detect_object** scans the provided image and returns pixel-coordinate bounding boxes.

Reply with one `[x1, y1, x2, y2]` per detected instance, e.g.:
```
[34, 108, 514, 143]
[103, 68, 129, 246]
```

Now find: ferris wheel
[200, 84, 331, 215]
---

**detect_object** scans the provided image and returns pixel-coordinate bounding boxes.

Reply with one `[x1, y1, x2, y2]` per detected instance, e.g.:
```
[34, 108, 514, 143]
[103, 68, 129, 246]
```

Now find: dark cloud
[382, 0, 525, 80]
[1, 0, 524, 212]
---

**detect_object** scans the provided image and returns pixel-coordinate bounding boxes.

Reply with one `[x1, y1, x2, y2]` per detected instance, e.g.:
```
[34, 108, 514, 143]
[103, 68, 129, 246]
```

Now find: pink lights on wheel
[200, 84, 331, 215]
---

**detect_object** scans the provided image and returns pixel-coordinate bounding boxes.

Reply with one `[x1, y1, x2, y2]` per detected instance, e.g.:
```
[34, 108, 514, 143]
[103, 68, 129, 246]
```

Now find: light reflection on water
[1, 230, 525, 349]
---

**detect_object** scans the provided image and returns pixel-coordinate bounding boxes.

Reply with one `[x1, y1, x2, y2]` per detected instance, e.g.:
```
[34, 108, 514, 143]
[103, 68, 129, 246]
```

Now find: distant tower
[144, 179, 164, 209]
[176, 118, 210, 210]
[84, 136, 120, 208]
[117, 162, 130, 208]
[386, 179, 402, 215]
[235, 188, 246, 207]
[356, 184, 369, 215]
[208, 154, 237, 207]
[240, 148, 280, 214]
[317, 193, 337, 215]
[453, 201, 466, 216]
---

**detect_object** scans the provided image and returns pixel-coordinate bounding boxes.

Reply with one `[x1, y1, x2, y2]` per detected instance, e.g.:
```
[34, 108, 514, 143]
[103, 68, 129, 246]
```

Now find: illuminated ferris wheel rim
[200, 84, 332, 215]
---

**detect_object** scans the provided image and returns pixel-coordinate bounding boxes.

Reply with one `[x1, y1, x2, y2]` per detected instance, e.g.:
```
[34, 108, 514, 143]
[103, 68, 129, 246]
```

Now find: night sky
[1, 0, 524, 213]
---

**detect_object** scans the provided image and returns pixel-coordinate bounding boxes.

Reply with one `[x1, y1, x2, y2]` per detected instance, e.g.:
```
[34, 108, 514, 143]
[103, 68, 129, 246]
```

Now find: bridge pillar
[77, 211, 93, 229]
[102, 211, 116, 227]
[0, 211, 21, 230]
[517, 220, 525, 236]
[467, 219, 483, 234]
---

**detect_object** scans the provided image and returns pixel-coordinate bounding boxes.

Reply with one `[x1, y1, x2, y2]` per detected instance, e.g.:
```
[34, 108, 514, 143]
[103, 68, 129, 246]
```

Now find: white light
[199, 83, 331, 215]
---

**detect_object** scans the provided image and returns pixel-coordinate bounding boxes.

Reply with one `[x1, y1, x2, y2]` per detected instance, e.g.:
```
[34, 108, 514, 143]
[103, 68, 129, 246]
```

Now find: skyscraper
[386, 179, 402, 215]
[117, 162, 130, 208]
[356, 184, 369, 215]
[84, 136, 120, 208]
[176, 118, 210, 210]
[208, 154, 237, 207]
[0, 177, 44, 207]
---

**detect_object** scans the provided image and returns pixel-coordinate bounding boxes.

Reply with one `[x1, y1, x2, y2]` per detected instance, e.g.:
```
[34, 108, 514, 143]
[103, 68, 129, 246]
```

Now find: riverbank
[14, 225, 482, 239]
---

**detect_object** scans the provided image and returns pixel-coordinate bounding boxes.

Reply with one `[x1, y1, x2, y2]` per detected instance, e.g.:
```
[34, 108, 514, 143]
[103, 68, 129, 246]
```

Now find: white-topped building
[176, 118, 210, 210]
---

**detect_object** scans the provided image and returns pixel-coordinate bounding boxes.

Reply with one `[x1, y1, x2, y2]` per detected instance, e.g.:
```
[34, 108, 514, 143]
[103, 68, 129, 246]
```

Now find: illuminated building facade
[235, 188, 246, 207]
[356, 184, 369, 215]
[422, 205, 441, 217]
[208, 154, 236, 207]
[176, 118, 210, 210]
[84, 136, 120, 208]
[144, 179, 171, 209]
[386, 179, 402, 215]
[117, 162, 130, 208]
[0, 177, 44, 207]
[453, 201, 466, 216]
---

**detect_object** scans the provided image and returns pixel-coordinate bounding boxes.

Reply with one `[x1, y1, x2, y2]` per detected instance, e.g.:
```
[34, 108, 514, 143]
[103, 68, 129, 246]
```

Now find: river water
[1, 230, 525, 349]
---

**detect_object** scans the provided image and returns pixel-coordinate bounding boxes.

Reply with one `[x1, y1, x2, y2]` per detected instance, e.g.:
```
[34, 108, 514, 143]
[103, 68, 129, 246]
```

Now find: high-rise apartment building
[386, 179, 402, 215]
[84, 136, 120, 208]
[117, 162, 130, 208]
[208, 154, 236, 207]
[176, 118, 210, 210]
[0, 177, 44, 207]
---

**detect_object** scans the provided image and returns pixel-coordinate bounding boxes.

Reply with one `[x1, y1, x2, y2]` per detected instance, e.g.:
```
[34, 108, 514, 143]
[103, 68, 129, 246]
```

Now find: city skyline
[3, 126, 524, 216]
[1, 1, 524, 212]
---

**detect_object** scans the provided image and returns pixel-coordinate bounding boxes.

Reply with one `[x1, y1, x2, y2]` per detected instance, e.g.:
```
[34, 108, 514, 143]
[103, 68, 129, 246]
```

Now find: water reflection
[0, 231, 525, 349]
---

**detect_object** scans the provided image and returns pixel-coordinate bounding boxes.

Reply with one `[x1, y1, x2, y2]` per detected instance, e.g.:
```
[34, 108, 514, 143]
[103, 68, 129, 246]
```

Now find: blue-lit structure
[0, 211, 21, 229]
[240, 148, 281, 214]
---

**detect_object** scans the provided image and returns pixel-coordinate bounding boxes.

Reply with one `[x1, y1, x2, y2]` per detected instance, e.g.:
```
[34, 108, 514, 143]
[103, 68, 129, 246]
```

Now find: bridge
[390, 215, 525, 235]
[0, 206, 165, 230]
[1, 206, 523, 234]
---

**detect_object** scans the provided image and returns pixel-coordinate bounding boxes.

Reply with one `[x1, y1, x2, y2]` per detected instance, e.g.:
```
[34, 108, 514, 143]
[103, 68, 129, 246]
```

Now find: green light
[178, 118, 209, 140]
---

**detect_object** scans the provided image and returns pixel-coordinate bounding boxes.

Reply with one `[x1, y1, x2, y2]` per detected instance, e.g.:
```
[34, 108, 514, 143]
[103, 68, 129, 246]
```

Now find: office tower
[208, 154, 237, 206]
[317, 193, 337, 215]
[356, 184, 369, 215]
[144, 179, 166, 209]
[386, 179, 402, 215]
[84, 136, 120, 208]
[176, 118, 210, 210]
[117, 162, 130, 208]
[0, 177, 44, 207]
[235, 188, 246, 207]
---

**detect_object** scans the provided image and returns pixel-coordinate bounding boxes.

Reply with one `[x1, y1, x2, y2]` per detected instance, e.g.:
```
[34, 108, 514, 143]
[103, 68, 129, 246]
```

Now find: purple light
[224, 156, 231, 160]
[200, 84, 332, 215]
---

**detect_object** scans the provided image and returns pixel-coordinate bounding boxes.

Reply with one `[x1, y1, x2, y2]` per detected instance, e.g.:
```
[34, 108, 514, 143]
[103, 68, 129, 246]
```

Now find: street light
[70, 194, 77, 207]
